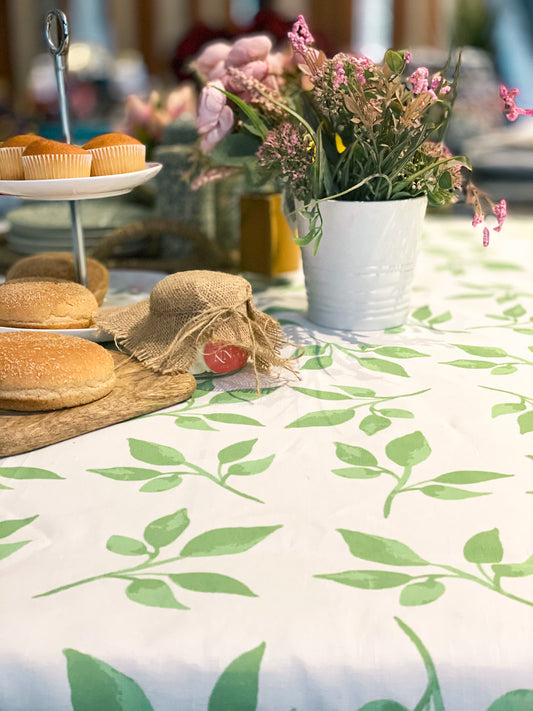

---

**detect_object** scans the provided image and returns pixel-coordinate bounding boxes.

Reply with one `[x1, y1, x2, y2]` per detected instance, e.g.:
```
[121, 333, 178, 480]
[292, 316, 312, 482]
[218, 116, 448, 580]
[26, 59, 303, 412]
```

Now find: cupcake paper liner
[22, 154, 92, 180]
[87, 144, 146, 176]
[0, 147, 26, 180]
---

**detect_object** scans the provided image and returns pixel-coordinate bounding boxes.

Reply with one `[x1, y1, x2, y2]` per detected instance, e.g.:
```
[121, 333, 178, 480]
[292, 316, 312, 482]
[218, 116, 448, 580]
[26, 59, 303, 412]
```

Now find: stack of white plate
[5, 198, 151, 255]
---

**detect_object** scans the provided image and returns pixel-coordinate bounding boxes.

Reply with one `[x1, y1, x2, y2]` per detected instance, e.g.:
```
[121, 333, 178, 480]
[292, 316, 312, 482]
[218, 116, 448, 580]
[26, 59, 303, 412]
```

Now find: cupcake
[0, 134, 41, 179]
[22, 138, 92, 180]
[82, 133, 145, 176]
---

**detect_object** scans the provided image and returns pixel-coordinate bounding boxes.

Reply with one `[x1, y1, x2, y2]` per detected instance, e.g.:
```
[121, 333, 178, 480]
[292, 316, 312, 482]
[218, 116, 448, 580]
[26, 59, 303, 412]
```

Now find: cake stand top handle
[45, 9, 70, 57]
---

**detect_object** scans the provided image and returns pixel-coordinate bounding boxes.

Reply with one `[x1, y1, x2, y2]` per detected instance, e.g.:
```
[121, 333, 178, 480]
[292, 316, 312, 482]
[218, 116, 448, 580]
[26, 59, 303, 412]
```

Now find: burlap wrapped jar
[95, 270, 297, 387]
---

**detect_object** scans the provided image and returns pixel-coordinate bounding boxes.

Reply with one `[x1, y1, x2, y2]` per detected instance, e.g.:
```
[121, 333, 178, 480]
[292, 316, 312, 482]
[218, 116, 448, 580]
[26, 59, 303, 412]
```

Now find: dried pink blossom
[499, 85, 533, 122]
[195, 81, 234, 152]
[493, 199, 507, 232]
[288, 15, 314, 54]
[409, 67, 429, 95]
[483, 226, 490, 247]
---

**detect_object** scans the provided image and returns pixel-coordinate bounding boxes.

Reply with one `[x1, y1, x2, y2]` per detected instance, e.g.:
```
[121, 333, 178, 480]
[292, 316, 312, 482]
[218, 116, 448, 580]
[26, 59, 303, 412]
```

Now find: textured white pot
[298, 196, 427, 331]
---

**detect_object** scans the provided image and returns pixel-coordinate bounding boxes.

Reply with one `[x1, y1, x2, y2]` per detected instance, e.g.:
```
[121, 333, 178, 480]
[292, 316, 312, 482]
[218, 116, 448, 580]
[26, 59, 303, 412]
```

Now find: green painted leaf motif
[484, 261, 523, 272]
[169, 572, 257, 596]
[301, 354, 333, 370]
[379, 409, 414, 419]
[316, 570, 412, 589]
[64, 648, 154, 711]
[443, 360, 498, 369]
[180, 525, 281, 558]
[0, 540, 30, 560]
[518, 411, 533, 434]
[399, 579, 446, 606]
[334, 442, 377, 467]
[286, 409, 355, 428]
[209, 388, 278, 404]
[464, 528, 503, 564]
[373, 347, 429, 359]
[125, 579, 188, 610]
[139, 475, 183, 493]
[0, 483, 12, 490]
[359, 414, 391, 435]
[334, 385, 376, 397]
[492, 365, 518, 375]
[174, 415, 217, 431]
[357, 702, 409, 711]
[127, 439, 185, 466]
[338, 530, 428, 566]
[453, 344, 508, 357]
[144, 508, 190, 549]
[218, 439, 257, 465]
[0, 515, 38, 539]
[412, 305, 432, 321]
[514, 328, 533, 335]
[385, 431, 431, 467]
[492, 563, 533, 578]
[428, 311, 452, 326]
[88, 467, 161, 481]
[205, 413, 264, 426]
[419, 485, 489, 500]
[358, 358, 409, 378]
[492, 403, 526, 417]
[0, 467, 63, 480]
[227, 455, 275, 476]
[487, 690, 533, 711]
[303, 345, 326, 356]
[208, 642, 265, 711]
[106, 536, 148, 556]
[332, 467, 381, 479]
[432, 470, 512, 484]
[503, 304, 527, 318]
[292, 387, 352, 401]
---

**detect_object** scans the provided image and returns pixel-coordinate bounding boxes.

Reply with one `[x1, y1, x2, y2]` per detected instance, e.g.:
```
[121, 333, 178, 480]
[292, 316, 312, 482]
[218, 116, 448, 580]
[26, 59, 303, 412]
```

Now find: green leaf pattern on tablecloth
[0, 514, 38, 561]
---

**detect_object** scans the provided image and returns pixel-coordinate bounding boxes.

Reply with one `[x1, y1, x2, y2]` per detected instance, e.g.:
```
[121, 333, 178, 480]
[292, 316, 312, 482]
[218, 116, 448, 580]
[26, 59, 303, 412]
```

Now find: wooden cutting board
[0, 352, 196, 457]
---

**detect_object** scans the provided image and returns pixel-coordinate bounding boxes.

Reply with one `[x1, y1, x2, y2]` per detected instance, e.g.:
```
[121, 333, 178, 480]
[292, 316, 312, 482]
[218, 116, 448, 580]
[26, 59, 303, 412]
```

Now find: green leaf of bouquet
[0, 540, 30, 560]
[218, 439, 257, 464]
[453, 344, 508, 357]
[301, 354, 333, 369]
[359, 414, 391, 436]
[492, 402, 527, 417]
[399, 579, 446, 606]
[491, 562, 533, 578]
[125, 579, 188, 610]
[139, 474, 183, 493]
[0, 515, 38, 539]
[208, 642, 265, 711]
[334, 442, 378, 466]
[518, 411, 533, 434]
[127, 438, 185, 466]
[373, 346, 428, 359]
[438, 170, 452, 189]
[357, 702, 409, 711]
[379, 409, 414, 419]
[286, 409, 355, 428]
[227, 455, 275, 476]
[412, 305, 432, 321]
[180, 525, 281, 558]
[209, 388, 277, 404]
[174, 415, 217, 431]
[463, 528, 503, 564]
[205, 413, 264, 426]
[0, 467, 63, 479]
[64, 648, 154, 711]
[292, 386, 352, 401]
[487, 689, 533, 710]
[338, 530, 428, 566]
[332, 467, 382, 479]
[169, 572, 257, 597]
[106, 535, 148, 557]
[385, 431, 431, 467]
[316, 570, 413, 589]
[385, 49, 404, 73]
[357, 358, 409, 377]
[144, 508, 190, 549]
[334, 385, 376, 397]
[432, 470, 512, 484]
[443, 359, 498, 369]
[88, 467, 162, 481]
[419, 485, 488, 500]
[491, 365, 518, 375]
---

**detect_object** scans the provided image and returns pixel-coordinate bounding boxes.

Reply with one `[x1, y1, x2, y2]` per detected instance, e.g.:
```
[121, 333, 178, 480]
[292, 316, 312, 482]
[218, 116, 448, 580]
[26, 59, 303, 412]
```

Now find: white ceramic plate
[0, 163, 162, 201]
[0, 268, 166, 342]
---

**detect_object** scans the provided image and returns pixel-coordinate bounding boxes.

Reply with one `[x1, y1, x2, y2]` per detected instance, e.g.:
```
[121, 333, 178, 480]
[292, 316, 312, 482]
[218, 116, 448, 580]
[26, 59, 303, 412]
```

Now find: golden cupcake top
[2, 134, 41, 148]
[23, 138, 89, 156]
[83, 132, 143, 149]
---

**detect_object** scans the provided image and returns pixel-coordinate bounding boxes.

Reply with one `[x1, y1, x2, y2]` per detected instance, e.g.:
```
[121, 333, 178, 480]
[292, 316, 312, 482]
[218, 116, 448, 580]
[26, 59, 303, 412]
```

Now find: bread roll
[0, 331, 116, 410]
[0, 279, 98, 329]
[6, 252, 109, 305]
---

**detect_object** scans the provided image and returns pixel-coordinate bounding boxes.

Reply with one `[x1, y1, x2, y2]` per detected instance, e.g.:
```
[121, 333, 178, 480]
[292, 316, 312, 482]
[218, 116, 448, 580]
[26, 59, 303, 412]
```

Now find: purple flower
[195, 81, 234, 152]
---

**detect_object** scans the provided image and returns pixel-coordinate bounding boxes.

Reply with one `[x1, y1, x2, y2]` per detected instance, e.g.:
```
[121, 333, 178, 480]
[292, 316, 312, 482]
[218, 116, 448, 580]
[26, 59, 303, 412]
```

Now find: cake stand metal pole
[45, 9, 88, 287]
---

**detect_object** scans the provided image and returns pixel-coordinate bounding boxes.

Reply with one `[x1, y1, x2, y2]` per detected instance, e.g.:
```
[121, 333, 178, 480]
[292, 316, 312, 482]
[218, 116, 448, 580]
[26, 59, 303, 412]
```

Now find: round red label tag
[203, 342, 249, 374]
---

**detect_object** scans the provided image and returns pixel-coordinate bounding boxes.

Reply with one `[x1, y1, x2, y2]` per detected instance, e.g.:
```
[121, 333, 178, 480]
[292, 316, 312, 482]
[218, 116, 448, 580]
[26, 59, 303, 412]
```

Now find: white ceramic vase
[297, 196, 427, 331]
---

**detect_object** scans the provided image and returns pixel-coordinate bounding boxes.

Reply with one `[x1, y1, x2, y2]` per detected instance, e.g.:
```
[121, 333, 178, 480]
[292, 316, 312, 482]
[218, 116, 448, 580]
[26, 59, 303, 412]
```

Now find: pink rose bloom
[195, 80, 234, 152]
[195, 41, 232, 81]
[226, 35, 272, 67]
[224, 59, 270, 93]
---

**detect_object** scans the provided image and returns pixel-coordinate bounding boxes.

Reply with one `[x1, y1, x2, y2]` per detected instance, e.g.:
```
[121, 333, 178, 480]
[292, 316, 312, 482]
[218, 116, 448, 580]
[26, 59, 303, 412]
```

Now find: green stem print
[441, 344, 533, 376]
[35, 508, 281, 610]
[88, 437, 276, 503]
[481, 385, 533, 435]
[332, 430, 512, 518]
[143, 380, 280, 430]
[316, 527, 533, 609]
[286, 382, 430, 435]
[385, 304, 462, 335]
[299, 342, 430, 376]
[0, 514, 39, 560]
